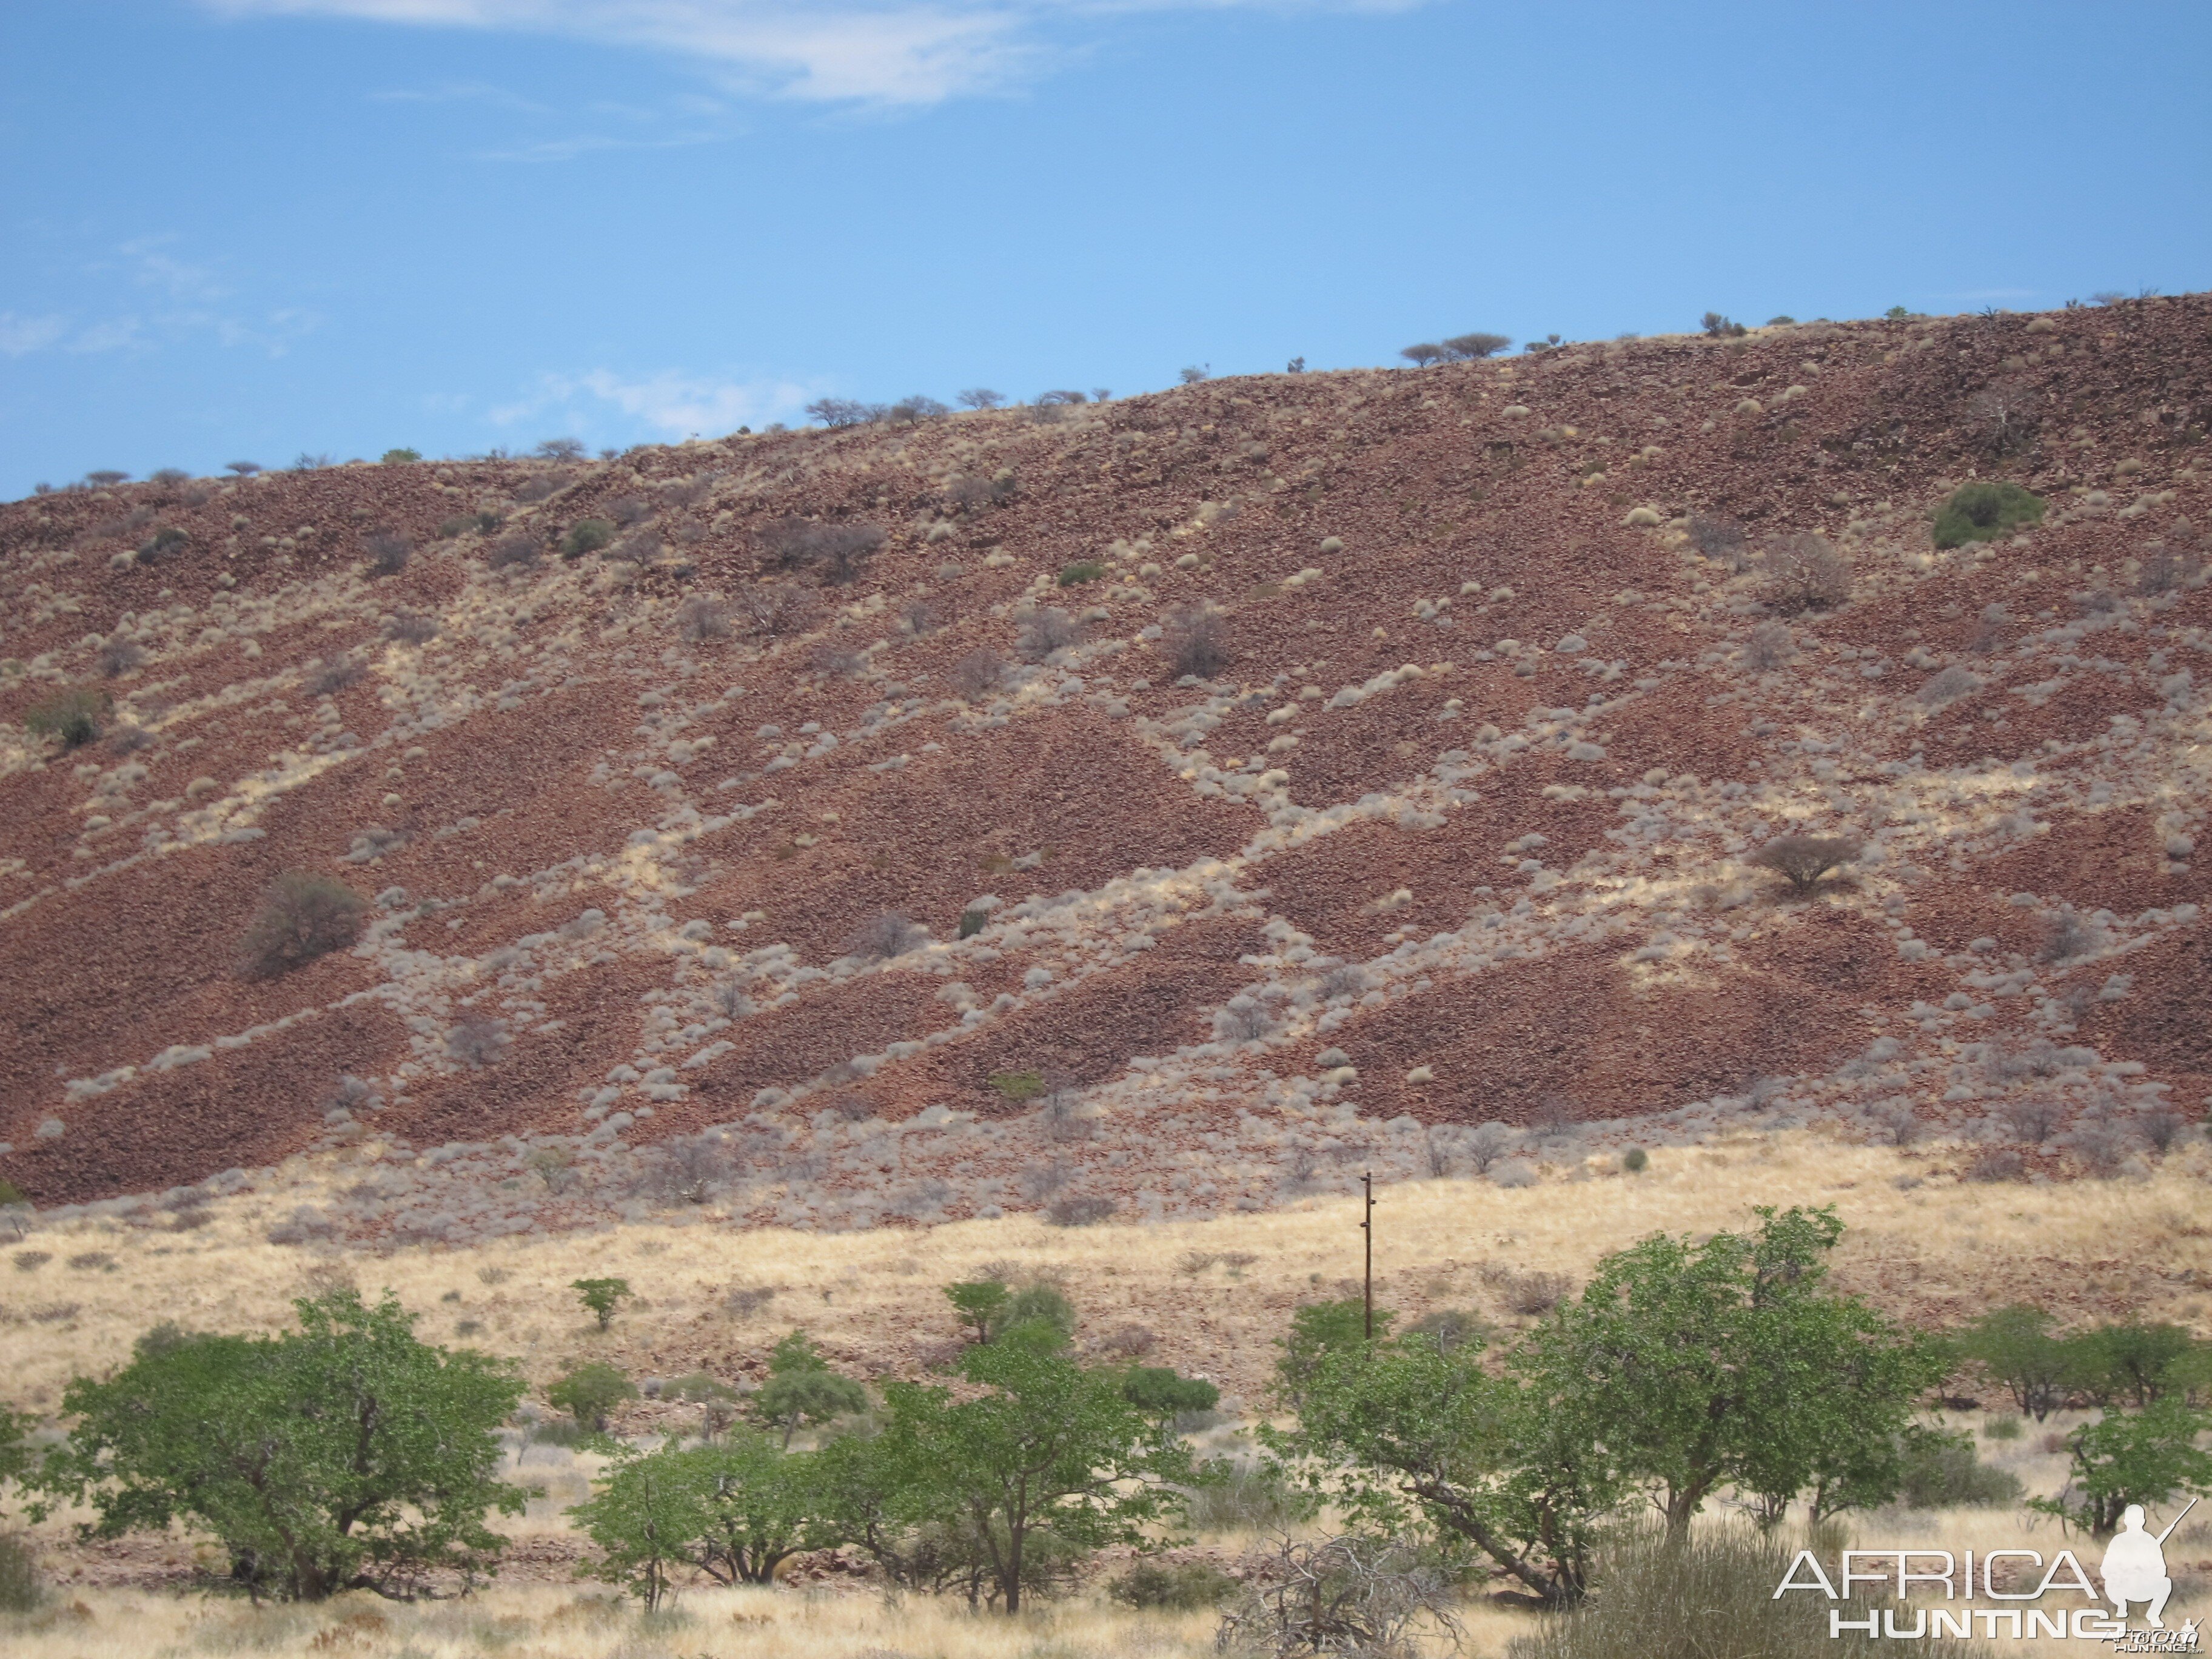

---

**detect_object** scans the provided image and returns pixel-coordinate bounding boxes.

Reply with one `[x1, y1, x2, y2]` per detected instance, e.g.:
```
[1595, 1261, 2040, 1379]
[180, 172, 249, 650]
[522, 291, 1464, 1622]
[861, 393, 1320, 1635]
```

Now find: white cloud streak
[203, 0, 1426, 105]
[1, 313, 71, 357]
[489, 369, 815, 437]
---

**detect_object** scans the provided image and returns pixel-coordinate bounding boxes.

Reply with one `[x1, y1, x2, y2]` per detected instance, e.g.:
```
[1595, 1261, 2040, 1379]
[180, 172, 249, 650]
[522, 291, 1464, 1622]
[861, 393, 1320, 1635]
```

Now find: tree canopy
[35, 1290, 524, 1601]
[846, 1334, 1192, 1612]
[570, 1432, 840, 1608]
[753, 1332, 867, 1449]
[1276, 1207, 1939, 1603]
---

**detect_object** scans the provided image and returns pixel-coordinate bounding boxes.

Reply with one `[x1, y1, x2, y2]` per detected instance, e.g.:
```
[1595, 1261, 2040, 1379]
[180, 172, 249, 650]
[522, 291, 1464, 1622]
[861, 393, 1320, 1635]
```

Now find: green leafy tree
[945, 1279, 1010, 1344]
[571, 1431, 843, 1607]
[1276, 1320, 1620, 1606]
[1274, 1299, 1392, 1410]
[1732, 1292, 1948, 1526]
[866, 1337, 1191, 1612]
[991, 1284, 1077, 1345]
[754, 1333, 867, 1449]
[2031, 1398, 2212, 1533]
[549, 1362, 636, 1433]
[685, 1433, 842, 1584]
[1514, 1205, 1929, 1541]
[571, 1277, 631, 1330]
[1956, 1304, 2072, 1419]
[2068, 1321, 2202, 1407]
[33, 1291, 523, 1601]
[569, 1439, 697, 1610]
[1120, 1367, 1219, 1439]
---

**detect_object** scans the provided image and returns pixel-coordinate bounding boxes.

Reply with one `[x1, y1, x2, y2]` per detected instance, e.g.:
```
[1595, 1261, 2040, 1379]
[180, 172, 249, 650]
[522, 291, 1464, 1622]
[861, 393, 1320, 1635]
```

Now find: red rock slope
[2, 298, 2207, 1236]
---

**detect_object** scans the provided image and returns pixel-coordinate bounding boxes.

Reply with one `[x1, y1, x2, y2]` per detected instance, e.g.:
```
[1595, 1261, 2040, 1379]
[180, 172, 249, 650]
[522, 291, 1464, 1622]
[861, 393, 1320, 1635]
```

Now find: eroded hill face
[2, 301, 2208, 1242]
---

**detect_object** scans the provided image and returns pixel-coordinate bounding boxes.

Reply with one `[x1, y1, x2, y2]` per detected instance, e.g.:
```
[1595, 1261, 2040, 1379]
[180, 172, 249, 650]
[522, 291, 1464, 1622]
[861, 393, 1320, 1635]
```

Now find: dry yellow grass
[6, 1130, 2208, 1655]
[4, 1503, 2201, 1659]
[7, 1131, 2206, 1418]
[0, 1582, 1227, 1659]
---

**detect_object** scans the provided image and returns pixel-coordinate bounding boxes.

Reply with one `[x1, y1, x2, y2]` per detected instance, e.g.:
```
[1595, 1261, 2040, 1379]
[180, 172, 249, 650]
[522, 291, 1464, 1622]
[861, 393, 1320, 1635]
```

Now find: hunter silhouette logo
[2105, 1500, 2196, 1631]
[1775, 1500, 2202, 1646]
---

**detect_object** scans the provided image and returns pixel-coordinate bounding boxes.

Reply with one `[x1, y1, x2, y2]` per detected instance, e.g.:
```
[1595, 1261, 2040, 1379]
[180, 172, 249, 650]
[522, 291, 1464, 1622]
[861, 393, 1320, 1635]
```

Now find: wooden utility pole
[1361, 1170, 1375, 1339]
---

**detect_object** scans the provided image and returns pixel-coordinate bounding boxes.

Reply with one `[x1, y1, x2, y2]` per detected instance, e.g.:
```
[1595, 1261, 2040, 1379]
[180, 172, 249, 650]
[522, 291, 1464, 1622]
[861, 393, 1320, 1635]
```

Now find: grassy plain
[5, 1131, 2209, 1656]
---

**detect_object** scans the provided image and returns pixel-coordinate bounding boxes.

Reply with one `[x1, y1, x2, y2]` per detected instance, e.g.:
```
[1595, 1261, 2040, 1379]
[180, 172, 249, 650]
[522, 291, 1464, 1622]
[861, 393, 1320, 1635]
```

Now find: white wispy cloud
[370, 78, 552, 111]
[0, 313, 70, 356]
[488, 368, 815, 437]
[111, 235, 232, 303]
[203, 0, 1426, 106]
[472, 127, 725, 163]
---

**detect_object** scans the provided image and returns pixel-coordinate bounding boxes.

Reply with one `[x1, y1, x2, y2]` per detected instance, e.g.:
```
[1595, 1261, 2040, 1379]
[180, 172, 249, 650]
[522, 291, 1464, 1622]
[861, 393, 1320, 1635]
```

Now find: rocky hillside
[2, 298, 2208, 1242]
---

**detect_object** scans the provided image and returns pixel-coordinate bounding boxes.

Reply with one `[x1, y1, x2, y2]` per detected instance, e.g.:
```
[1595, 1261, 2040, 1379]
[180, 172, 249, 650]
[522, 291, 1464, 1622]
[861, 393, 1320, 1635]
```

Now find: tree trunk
[1663, 1485, 1703, 1543]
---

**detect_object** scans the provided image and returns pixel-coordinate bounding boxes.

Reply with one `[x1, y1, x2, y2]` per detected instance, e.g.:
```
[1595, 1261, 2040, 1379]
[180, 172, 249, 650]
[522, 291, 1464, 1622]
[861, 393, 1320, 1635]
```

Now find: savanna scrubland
[4, 296, 2211, 1654]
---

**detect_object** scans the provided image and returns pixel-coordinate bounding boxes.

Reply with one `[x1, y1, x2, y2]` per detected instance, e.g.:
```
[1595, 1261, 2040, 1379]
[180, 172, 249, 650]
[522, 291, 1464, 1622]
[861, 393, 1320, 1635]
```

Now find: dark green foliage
[945, 1280, 1010, 1343]
[1621, 1147, 1648, 1173]
[988, 1070, 1045, 1101]
[33, 1291, 524, 1601]
[824, 1332, 1193, 1612]
[561, 518, 615, 559]
[1279, 1307, 1611, 1606]
[1278, 1208, 1940, 1607]
[754, 1332, 867, 1448]
[1108, 1558, 1236, 1609]
[0, 1179, 25, 1209]
[1119, 1366, 1218, 1436]
[2068, 1320, 2200, 1406]
[2031, 1398, 2212, 1533]
[991, 1285, 1077, 1346]
[1701, 311, 1749, 338]
[549, 1362, 636, 1433]
[1895, 1429, 2024, 1509]
[1519, 1207, 1942, 1538]
[571, 1276, 631, 1329]
[24, 687, 106, 748]
[238, 873, 366, 978]
[1932, 480, 2044, 548]
[1273, 1298, 1391, 1409]
[380, 448, 422, 464]
[957, 908, 989, 939]
[1056, 560, 1106, 586]
[563, 1438, 691, 1610]
[1505, 1526, 1977, 1659]
[569, 1431, 840, 1607]
[1954, 1304, 2071, 1419]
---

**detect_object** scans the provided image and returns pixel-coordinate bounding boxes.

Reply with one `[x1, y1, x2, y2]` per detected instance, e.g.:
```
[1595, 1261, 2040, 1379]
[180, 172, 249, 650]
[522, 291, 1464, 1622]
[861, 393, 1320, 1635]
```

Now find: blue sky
[2, 0, 2208, 497]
